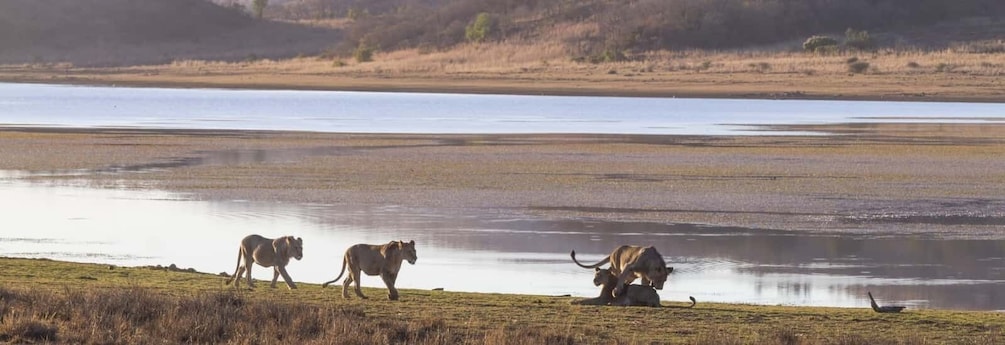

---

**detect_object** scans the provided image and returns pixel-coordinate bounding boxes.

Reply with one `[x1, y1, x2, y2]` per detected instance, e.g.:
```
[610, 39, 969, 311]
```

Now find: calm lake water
[2, 82, 1005, 135]
[2, 83, 1005, 310]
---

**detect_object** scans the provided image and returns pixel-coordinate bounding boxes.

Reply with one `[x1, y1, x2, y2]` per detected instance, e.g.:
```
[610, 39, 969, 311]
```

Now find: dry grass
[2, 43, 1002, 102]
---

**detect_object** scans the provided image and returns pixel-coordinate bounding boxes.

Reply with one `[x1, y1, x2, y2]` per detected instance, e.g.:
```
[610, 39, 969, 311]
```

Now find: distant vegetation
[2, 0, 1002, 66]
[269, 0, 1005, 58]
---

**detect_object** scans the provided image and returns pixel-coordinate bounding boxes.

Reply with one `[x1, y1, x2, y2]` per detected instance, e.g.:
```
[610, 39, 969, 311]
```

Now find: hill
[276, 0, 1005, 58]
[0, 0, 339, 66]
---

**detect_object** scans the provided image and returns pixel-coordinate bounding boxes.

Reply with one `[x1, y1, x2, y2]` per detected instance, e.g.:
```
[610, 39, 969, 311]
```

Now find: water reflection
[2, 174, 1004, 310]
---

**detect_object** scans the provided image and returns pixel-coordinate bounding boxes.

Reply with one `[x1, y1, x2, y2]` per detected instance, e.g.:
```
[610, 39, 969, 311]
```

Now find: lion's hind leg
[341, 275, 353, 299]
[350, 267, 368, 299]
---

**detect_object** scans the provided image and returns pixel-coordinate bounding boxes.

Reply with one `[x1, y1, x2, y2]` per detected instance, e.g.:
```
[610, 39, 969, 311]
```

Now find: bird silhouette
[868, 292, 906, 313]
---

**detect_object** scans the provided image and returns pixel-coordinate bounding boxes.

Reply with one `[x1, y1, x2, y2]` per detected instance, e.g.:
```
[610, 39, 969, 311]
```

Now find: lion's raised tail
[570, 250, 611, 269]
[321, 255, 349, 288]
[225, 247, 243, 285]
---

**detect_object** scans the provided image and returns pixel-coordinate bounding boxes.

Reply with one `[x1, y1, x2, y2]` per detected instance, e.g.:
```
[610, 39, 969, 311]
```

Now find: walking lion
[322, 240, 417, 300]
[226, 234, 303, 289]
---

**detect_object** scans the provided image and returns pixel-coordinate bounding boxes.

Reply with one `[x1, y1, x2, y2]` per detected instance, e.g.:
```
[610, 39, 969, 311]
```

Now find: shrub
[353, 43, 374, 63]
[906, 61, 920, 68]
[846, 56, 859, 64]
[803, 35, 838, 52]
[252, 0, 268, 19]
[848, 61, 870, 74]
[465, 12, 496, 43]
[844, 28, 875, 51]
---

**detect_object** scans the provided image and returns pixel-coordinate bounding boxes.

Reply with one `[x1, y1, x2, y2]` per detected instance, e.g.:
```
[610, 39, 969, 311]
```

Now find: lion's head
[399, 240, 417, 265]
[286, 236, 304, 261]
[646, 265, 672, 289]
[593, 267, 615, 287]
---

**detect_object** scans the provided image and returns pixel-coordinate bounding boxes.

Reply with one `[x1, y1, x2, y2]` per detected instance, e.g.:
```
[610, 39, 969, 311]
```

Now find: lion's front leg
[275, 265, 297, 289]
[612, 267, 638, 297]
[381, 272, 399, 300]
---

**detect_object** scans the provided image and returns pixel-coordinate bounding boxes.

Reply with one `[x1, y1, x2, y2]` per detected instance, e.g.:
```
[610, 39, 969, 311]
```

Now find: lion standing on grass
[226, 234, 303, 289]
[322, 240, 417, 301]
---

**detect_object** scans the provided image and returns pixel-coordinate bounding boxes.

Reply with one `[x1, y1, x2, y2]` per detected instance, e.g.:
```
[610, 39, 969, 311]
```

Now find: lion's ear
[594, 267, 601, 272]
[667, 266, 674, 274]
[409, 240, 415, 245]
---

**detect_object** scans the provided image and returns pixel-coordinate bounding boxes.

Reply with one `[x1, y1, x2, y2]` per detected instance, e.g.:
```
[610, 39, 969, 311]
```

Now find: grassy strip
[1, 257, 1002, 344]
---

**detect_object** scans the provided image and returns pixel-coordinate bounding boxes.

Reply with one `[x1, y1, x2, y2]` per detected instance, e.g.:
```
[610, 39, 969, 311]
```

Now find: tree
[253, 0, 268, 19]
[465, 12, 495, 43]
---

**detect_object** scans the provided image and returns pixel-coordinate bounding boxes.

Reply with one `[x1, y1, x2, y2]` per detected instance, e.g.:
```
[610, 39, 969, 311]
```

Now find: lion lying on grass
[573, 267, 696, 308]
[225, 234, 303, 290]
[322, 240, 417, 301]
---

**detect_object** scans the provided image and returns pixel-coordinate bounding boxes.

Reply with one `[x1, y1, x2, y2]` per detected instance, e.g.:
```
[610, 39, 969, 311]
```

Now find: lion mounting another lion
[571, 245, 673, 297]
[226, 234, 303, 290]
[322, 240, 417, 301]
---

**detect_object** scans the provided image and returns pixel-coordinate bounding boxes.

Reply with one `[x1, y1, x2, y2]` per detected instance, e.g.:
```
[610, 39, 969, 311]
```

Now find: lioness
[322, 240, 417, 301]
[571, 245, 671, 297]
[574, 267, 696, 308]
[226, 234, 303, 290]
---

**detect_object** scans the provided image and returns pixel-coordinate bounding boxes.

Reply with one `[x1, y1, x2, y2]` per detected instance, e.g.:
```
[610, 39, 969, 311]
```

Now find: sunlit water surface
[2, 83, 1005, 135]
[3, 174, 1004, 311]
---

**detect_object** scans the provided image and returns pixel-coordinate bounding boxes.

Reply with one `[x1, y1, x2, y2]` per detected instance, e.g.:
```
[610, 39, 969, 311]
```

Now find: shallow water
[2, 83, 1005, 135]
[3, 173, 1004, 310]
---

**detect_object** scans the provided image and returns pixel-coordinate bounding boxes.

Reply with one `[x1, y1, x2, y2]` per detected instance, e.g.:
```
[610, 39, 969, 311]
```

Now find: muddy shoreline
[3, 124, 1005, 239]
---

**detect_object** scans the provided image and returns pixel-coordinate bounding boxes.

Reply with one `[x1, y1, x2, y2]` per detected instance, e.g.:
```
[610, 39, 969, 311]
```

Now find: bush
[848, 61, 870, 74]
[906, 61, 920, 68]
[353, 43, 374, 63]
[465, 12, 495, 43]
[803, 35, 838, 52]
[844, 28, 874, 51]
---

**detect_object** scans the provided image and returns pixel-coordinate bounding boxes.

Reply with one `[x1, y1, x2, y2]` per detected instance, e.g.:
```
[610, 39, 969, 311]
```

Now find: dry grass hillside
[0, 0, 339, 66]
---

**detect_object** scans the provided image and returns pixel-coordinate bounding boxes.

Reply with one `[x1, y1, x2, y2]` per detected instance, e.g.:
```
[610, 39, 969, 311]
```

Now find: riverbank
[2, 125, 1005, 238]
[2, 47, 1004, 102]
[1, 257, 1001, 344]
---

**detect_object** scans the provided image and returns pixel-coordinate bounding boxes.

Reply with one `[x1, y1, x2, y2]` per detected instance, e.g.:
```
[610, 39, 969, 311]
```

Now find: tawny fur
[226, 234, 303, 289]
[322, 240, 417, 301]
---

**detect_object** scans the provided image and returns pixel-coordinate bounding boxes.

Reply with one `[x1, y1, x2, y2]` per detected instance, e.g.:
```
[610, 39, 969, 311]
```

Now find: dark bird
[868, 292, 906, 313]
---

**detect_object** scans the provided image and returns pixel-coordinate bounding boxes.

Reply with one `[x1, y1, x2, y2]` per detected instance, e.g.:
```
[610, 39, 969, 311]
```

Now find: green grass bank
[1, 257, 1002, 344]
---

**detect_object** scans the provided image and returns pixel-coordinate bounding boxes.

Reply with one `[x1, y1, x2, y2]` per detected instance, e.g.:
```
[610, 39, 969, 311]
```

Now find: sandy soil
[2, 55, 1004, 103]
[3, 124, 1005, 239]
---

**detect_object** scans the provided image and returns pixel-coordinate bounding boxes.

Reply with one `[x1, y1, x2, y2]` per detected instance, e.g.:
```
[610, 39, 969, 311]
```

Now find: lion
[594, 267, 696, 308]
[322, 240, 417, 301]
[226, 234, 303, 290]
[571, 245, 672, 297]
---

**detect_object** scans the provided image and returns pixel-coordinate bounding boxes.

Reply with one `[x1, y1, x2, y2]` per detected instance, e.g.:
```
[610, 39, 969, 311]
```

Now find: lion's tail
[321, 255, 348, 288]
[226, 247, 242, 285]
[687, 296, 697, 308]
[570, 250, 610, 269]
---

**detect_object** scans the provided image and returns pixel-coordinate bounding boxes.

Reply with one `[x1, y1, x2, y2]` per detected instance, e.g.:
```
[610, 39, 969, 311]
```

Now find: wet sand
[3, 124, 1005, 239]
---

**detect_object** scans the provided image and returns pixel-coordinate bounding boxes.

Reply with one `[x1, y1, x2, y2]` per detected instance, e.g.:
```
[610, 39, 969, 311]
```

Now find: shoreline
[3, 67, 1004, 104]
